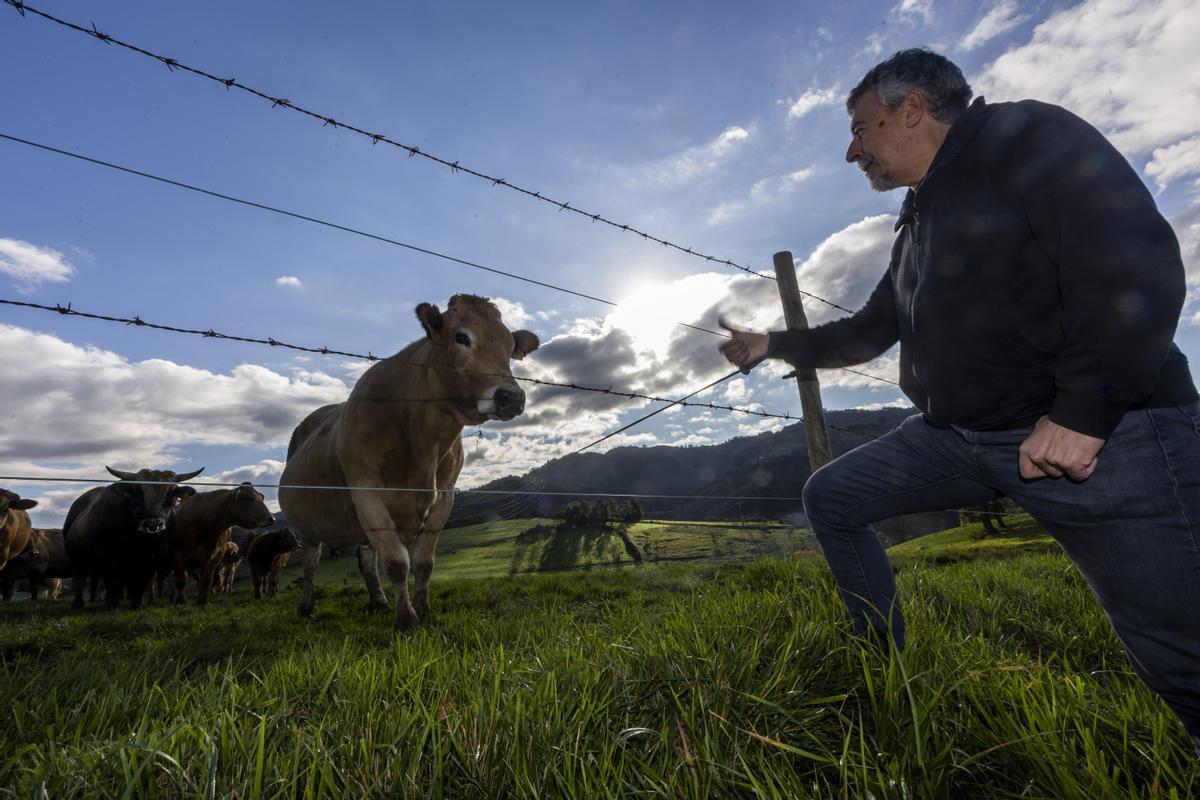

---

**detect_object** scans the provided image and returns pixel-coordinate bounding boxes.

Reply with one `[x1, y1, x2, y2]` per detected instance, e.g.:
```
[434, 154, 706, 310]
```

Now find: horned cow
[64, 466, 202, 609]
[279, 294, 538, 631]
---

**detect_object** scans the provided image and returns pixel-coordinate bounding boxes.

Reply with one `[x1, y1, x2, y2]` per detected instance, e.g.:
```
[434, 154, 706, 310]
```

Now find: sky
[2, 0, 1199, 527]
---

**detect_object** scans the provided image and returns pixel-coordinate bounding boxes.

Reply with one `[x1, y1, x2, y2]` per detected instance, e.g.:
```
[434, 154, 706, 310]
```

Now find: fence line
[0, 297, 824, 422]
[0, 132, 899, 387]
[0, 474, 1019, 516]
[5, 0, 877, 305]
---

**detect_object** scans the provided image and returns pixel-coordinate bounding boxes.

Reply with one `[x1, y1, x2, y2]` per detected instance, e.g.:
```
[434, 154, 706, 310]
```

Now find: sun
[608, 273, 732, 359]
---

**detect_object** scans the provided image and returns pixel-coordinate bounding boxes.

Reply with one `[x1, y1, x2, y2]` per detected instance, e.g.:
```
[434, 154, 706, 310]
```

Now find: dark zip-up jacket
[767, 97, 1196, 438]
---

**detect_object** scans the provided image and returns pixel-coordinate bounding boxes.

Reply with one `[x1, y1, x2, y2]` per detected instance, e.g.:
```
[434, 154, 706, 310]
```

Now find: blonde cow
[279, 295, 538, 631]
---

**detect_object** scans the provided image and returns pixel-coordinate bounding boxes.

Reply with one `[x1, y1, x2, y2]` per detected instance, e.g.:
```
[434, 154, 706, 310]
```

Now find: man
[720, 48, 1200, 755]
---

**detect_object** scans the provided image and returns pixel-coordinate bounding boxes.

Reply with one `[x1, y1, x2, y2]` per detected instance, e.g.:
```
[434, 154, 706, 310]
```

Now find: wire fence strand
[0, 132, 898, 388]
[0, 474, 1021, 516]
[1, 0, 861, 294]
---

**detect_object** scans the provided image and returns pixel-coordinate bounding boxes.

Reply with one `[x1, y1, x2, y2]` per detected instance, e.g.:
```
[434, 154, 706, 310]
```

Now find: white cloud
[642, 126, 753, 184]
[959, 0, 1031, 51]
[795, 214, 897, 325]
[0, 238, 75, 293]
[975, 0, 1200, 188]
[0, 325, 348, 482]
[489, 296, 533, 329]
[708, 166, 817, 225]
[275, 275, 302, 287]
[787, 86, 840, 120]
[1146, 137, 1200, 192]
[894, 0, 934, 26]
[1171, 203, 1200, 287]
[862, 33, 886, 58]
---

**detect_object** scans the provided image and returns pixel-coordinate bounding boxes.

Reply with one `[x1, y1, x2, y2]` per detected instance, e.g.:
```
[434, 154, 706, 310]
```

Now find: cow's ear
[10, 499, 37, 511]
[415, 303, 445, 343]
[511, 330, 540, 361]
[169, 485, 197, 504]
[234, 483, 256, 500]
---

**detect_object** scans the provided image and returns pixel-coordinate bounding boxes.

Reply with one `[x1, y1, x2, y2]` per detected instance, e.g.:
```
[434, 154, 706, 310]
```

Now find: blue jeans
[803, 406, 1200, 755]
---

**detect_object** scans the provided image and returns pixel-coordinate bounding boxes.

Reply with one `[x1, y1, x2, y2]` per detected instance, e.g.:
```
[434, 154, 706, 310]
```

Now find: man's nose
[846, 139, 862, 164]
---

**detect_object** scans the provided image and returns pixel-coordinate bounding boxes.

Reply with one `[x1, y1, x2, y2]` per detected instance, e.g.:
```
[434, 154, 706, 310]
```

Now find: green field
[283, 518, 817, 587]
[1, 518, 1196, 798]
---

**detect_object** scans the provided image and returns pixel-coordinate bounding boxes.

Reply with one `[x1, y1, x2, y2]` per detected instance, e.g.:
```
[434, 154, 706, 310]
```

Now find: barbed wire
[0, 132, 898, 388]
[0, 297, 802, 423]
[1, 0, 879, 305]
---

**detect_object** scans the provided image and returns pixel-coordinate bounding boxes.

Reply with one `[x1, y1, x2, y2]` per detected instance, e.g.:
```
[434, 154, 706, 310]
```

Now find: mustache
[859, 155, 876, 172]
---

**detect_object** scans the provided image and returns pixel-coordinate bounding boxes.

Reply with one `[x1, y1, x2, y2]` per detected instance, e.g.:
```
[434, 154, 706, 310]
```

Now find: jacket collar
[895, 96, 990, 231]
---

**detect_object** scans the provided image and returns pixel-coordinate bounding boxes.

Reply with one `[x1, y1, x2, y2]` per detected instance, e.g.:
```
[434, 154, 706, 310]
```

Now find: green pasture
[1, 518, 1196, 798]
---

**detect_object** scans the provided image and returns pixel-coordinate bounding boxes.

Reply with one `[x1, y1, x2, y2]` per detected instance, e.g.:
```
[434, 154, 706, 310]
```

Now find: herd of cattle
[0, 476, 299, 608]
[1, 294, 540, 632]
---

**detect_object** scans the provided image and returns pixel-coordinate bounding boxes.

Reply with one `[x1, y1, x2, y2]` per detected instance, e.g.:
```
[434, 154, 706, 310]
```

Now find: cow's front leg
[410, 530, 439, 625]
[356, 545, 389, 611]
[172, 563, 188, 604]
[297, 535, 321, 617]
[196, 563, 216, 606]
[349, 488, 420, 632]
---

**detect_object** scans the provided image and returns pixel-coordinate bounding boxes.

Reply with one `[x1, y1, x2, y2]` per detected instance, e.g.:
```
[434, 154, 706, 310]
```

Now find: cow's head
[0, 489, 37, 529]
[230, 482, 277, 530]
[416, 294, 540, 423]
[106, 466, 204, 535]
[276, 527, 300, 553]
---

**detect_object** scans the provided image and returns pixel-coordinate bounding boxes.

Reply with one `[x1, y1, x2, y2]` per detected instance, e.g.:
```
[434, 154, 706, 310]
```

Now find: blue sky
[2, 0, 1198, 525]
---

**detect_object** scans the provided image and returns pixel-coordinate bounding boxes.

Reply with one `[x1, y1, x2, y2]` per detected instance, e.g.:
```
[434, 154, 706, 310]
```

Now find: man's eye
[455, 332, 471, 347]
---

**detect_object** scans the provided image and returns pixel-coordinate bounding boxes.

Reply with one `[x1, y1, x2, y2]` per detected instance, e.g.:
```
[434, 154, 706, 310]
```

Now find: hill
[450, 406, 960, 537]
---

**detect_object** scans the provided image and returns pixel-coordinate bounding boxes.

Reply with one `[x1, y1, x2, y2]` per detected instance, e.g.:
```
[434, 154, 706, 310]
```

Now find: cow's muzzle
[139, 517, 167, 535]
[492, 387, 526, 420]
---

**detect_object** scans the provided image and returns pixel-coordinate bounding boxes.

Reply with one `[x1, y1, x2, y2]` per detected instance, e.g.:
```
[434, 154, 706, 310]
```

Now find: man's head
[844, 49, 972, 191]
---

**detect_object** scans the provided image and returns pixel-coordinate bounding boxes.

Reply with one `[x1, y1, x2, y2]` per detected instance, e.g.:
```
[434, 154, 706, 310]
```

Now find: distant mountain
[449, 406, 959, 539]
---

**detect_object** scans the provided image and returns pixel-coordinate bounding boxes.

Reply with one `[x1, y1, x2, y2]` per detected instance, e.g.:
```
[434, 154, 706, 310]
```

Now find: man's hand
[1018, 415, 1105, 481]
[718, 318, 769, 370]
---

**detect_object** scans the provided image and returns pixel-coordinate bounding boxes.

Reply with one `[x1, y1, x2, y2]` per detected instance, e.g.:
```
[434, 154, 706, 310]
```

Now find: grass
[1, 519, 1196, 798]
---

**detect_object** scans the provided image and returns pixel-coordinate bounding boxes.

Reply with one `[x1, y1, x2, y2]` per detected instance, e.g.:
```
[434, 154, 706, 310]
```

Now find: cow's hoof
[413, 604, 433, 626]
[298, 601, 315, 618]
[366, 597, 389, 613]
[393, 612, 419, 633]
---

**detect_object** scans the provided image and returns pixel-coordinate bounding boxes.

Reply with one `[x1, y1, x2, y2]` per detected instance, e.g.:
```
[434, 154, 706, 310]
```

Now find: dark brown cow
[244, 528, 299, 599]
[0, 528, 69, 601]
[214, 541, 241, 593]
[0, 489, 38, 572]
[279, 295, 538, 631]
[165, 483, 274, 605]
[64, 466, 203, 609]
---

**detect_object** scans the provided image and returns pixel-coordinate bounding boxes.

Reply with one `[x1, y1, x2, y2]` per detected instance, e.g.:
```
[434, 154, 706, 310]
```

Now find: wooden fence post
[772, 250, 833, 471]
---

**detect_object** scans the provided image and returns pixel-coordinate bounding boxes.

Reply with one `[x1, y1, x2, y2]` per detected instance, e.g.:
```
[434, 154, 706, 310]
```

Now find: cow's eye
[454, 332, 471, 347]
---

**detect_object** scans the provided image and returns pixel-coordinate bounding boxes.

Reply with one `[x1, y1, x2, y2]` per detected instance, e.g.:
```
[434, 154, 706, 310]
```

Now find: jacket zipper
[908, 204, 932, 419]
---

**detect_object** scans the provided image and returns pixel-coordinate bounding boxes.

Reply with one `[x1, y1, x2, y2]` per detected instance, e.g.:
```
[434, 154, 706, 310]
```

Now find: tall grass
[0, 554, 1195, 798]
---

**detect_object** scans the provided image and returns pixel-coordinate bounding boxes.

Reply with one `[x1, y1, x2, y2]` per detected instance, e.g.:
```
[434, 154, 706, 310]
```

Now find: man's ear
[511, 330, 540, 361]
[416, 303, 445, 343]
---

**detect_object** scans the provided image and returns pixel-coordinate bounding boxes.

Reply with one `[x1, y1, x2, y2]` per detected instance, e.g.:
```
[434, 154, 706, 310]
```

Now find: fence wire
[0, 132, 899, 388]
[3, 0, 874, 315]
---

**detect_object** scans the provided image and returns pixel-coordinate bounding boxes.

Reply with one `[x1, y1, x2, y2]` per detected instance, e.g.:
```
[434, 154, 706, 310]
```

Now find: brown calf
[214, 541, 242, 593]
[165, 483, 274, 606]
[245, 528, 299, 599]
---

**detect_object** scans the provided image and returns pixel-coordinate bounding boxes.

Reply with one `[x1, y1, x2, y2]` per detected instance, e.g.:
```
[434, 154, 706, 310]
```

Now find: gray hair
[846, 48, 972, 124]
